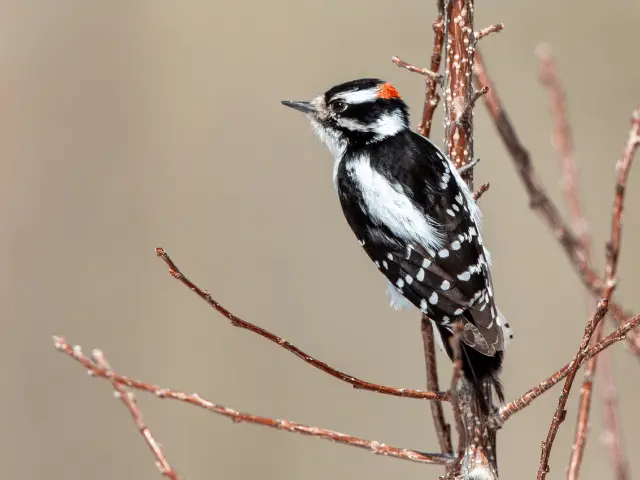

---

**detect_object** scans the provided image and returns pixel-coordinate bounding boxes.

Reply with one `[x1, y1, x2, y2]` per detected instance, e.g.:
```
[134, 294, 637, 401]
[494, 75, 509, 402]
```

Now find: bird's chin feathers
[309, 118, 347, 160]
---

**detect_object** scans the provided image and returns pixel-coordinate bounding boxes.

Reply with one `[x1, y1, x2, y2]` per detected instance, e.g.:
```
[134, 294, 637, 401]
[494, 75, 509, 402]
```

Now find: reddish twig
[456, 86, 489, 131]
[474, 23, 504, 43]
[408, 2, 452, 465]
[537, 106, 639, 479]
[391, 56, 441, 80]
[599, 351, 630, 480]
[448, 323, 465, 476]
[54, 340, 181, 480]
[421, 317, 453, 454]
[418, 0, 445, 138]
[606, 107, 640, 280]
[458, 156, 481, 175]
[154, 247, 448, 402]
[441, 3, 499, 478]
[53, 336, 453, 467]
[537, 287, 614, 480]
[537, 46, 588, 243]
[536, 47, 605, 479]
[473, 182, 490, 200]
[474, 51, 640, 354]
[500, 312, 640, 421]
[567, 300, 603, 480]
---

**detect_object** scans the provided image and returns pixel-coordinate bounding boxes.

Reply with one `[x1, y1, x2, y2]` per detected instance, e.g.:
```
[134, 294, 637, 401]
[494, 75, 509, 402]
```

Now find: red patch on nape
[377, 82, 402, 100]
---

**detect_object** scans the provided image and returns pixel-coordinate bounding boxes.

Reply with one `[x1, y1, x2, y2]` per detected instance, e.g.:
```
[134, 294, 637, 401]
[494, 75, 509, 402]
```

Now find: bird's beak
[281, 100, 315, 115]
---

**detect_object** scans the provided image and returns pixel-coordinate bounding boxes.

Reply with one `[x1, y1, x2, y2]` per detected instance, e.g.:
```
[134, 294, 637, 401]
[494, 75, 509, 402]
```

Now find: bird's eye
[331, 100, 347, 113]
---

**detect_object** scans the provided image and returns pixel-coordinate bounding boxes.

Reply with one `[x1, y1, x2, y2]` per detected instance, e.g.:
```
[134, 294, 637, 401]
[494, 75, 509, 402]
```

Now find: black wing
[337, 131, 504, 356]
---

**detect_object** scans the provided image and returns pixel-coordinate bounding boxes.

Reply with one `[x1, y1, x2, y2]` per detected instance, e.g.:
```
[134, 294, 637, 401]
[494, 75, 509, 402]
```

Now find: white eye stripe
[332, 87, 380, 104]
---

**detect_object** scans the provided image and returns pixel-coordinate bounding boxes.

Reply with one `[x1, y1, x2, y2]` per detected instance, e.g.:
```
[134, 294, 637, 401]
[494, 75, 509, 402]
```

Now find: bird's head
[282, 78, 409, 156]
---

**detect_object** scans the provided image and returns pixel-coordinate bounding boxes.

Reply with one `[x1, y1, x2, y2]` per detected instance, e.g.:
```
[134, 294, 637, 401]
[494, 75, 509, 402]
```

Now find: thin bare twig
[456, 86, 489, 131]
[537, 285, 615, 480]
[53, 336, 453, 467]
[421, 317, 453, 454]
[536, 47, 604, 479]
[537, 106, 640, 479]
[458, 157, 481, 175]
[599, 351, 630, 480]
[474, 23, 504, 43]
[473, 182, 490, 201]
[474, 51, 640, 354]
[537, 46, 588, 242]
[417, 0, 445, 138]
[413, 2, 451, 466]
[441, 3, 499, 478]
[606, 108, 640, 280]
[448, 323, 465, 475]
[568, 301, 602, 480]
[89, 348, 181, 480]
[500, 312, 640, 421]
[155, 247, 449, 402]
[391, 56, 441, 80]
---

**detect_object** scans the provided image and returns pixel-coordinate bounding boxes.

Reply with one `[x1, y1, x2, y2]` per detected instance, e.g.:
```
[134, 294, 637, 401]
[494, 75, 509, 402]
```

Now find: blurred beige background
[1, 1, 639, 479]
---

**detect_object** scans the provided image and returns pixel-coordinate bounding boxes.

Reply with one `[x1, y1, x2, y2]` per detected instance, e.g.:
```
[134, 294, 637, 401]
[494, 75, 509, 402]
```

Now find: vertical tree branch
[538, 288, 615, 480]
[443, 0, 476, 183]
[567, 300, 601, 480]
[441, 2, 502, 478]
[599, 351, 630, 480]
[536, 48, 610, 480]
[417, 0, 445, 138]
[538, 106, 640, 480]
[420, 0, 452, 463]
[448, 323, 465, 478]
[474, 52, 640, 354]
[422, 317, 453, 454]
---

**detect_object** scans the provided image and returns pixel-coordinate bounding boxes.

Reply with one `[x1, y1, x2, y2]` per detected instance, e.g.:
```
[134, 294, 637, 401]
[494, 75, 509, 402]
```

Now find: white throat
[309, 118, 347, 191]
[309, 111, 407, 192]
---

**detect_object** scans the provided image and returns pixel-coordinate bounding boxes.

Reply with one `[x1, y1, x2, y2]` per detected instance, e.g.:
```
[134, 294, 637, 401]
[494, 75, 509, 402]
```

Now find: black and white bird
[282, 78, 512, 413]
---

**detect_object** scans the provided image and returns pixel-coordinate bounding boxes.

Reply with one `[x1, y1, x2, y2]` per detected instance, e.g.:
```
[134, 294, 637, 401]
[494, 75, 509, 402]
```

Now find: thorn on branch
[473, 182, 490, 201]
[456, 86, 489, 129]
[391, 56, 443, 83]
[458, 157, 481, 175]
[474, 23, 504, 43]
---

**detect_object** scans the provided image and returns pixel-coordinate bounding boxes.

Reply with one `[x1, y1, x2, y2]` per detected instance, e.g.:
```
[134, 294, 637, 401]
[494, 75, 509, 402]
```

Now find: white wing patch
[348, 154, 445, 252]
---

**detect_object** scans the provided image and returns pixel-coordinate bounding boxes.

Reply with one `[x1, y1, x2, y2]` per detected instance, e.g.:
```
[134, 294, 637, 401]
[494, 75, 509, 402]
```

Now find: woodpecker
[282, 78, 512, 412]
